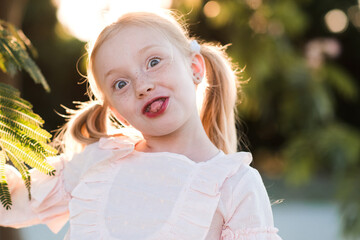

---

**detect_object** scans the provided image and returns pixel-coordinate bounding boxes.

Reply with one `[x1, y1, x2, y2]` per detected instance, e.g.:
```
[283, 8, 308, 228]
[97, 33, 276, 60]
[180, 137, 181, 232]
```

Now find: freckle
[160, 199, 164, 204]
[124, 221, 128, 225]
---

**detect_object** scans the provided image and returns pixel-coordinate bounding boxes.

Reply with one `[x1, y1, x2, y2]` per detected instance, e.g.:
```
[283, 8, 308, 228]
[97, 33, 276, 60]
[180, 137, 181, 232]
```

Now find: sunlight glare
[54, 0, 172, 42]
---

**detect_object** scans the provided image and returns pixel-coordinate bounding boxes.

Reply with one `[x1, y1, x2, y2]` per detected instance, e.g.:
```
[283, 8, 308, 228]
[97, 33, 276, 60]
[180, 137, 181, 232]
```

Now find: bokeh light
[348, 5, 360, 29]
[203, 1, 221, 18]
[324, 9, 348, 33]
[249, 11, 267, 34]
[267, 20, 284, 37]
[52, 0, 172, 42]
[245, 0, 262, 10]
[305, 38, 341, 69]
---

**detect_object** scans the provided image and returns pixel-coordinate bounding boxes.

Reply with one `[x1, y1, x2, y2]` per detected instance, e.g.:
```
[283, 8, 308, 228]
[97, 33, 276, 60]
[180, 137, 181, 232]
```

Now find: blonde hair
[54, 11, 241, 155]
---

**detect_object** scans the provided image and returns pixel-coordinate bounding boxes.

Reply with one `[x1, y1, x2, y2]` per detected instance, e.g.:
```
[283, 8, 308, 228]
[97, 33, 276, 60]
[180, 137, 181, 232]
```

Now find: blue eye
[114, 80, 127, 90]
[148, 58, 160, 68]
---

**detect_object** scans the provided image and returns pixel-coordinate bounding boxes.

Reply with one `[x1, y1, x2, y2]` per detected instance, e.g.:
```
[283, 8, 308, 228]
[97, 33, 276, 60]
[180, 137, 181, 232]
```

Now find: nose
[135, 78, 155, 98]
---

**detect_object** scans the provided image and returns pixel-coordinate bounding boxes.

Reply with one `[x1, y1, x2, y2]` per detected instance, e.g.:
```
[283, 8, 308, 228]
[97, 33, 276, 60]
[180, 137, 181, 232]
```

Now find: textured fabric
[1, 155, 70, 233]
[1, 136, 282, 240]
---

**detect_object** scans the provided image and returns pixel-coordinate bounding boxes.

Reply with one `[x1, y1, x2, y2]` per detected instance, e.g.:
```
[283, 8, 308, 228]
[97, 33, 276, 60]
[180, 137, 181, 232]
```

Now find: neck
[136, 118, 220, 163]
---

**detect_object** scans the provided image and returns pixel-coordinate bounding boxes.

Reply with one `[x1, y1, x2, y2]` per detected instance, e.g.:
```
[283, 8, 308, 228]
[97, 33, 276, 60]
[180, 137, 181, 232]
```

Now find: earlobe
[191, 53, 205, 84]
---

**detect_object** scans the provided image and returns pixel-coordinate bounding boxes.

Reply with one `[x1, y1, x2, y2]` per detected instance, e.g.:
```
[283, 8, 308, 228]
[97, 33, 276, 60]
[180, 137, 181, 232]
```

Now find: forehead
[96, 25, 171, 59]
[92, 25, 174, 78]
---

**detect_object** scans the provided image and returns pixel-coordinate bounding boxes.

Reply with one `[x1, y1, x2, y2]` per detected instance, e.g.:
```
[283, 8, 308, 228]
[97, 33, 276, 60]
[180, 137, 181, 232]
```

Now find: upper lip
[142, 96, 168, 113]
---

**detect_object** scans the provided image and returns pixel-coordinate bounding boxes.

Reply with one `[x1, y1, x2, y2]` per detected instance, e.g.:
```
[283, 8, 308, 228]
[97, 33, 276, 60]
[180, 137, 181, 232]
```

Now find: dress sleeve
[0, 154, 71, 233]
[220, 165, 282, 240]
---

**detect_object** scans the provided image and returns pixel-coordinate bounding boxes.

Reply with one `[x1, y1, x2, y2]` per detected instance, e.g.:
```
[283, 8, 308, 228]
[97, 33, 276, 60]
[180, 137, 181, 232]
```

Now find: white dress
[1, 136, 282, 239]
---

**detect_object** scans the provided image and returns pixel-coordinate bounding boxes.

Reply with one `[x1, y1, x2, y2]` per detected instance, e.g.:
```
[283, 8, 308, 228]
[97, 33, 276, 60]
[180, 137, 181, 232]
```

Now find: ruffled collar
[98, 135, 229, 165]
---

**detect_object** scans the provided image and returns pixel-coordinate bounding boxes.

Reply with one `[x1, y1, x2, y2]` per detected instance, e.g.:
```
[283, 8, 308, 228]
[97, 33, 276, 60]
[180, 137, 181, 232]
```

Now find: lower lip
[144, 97, 169, 118]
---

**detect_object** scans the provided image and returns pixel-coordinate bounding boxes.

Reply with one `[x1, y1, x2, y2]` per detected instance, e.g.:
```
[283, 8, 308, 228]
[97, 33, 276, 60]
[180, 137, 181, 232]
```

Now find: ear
[191, 53, 205, 84]
[109, 106, 131, 126]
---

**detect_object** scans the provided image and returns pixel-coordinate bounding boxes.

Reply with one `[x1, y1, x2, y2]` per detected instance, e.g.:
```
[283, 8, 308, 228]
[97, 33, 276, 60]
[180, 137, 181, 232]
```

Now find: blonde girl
[1, 11, 282, 240]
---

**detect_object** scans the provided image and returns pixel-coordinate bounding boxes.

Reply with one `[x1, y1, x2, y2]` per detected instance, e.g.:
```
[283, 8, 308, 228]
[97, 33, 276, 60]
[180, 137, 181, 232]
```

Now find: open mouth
[142, 97, 169, 117]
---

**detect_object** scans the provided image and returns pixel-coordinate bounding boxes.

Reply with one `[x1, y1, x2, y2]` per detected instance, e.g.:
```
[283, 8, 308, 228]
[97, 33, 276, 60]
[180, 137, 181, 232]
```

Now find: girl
[1, 11, 282, 240]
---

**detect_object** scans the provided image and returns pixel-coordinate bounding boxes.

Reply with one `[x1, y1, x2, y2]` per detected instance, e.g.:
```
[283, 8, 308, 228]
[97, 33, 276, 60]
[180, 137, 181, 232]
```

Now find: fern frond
[0, 83, 43, 127]
[0, 105, 43, 126]
[5, 23, 37, 59]
[0, 116, 50, 143]
[0, 93, 33, 110]
[0, 182, 11, 210]
[0, 125, 56, 158]
[39, 142, 58, 156]
[0, 20, 37, 59]
[0, 52, 6, 72]
[0, 82, 21, 97]
[0, 38, 49, 92]
[0, 21, 56, 210]
[6, 151, 31, 200]
[0, 139, 55, 175]
[0, 148, 12, 210]
[0, 38, 22, 69]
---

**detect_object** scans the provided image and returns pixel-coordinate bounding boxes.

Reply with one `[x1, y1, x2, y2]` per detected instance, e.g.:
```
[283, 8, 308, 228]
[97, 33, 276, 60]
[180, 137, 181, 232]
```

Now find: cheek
[107, 94, 131, 116]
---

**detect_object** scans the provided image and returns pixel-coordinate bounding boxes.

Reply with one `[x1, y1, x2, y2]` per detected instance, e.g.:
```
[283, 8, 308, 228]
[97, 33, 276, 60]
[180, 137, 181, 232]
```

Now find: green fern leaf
[0, 37, 22, 69]
[0, 104, 44, 126]
[0, 22, 49, 91]
[0, 182, 11, 210]
[0, 38, 49, 92]
[0, 139, 55, 175]
[6, 151, 31, 200]
[0, 20, 37, 59]
[0, 21, 56, 210]
[0, 125, 56, 158]
[0, 82, 21, 97]
[0, 90, 33, 109]
[39, 142, 58, 156]
[0, 116, 50, 143]
[0, 44, 20, 77]
[0, 148, 12, 210]
[0, 52, 6, 72]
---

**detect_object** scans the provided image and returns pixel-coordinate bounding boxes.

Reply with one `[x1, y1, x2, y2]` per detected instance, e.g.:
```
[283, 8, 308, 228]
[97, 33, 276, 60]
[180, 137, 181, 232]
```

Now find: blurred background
[0, 0, 359, 239]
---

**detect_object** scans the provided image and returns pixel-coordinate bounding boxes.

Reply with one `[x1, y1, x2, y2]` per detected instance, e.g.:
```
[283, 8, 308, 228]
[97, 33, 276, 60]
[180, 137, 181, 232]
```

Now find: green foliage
[0, 82, 57, 210]
[0, 20, 49, 92]
[0, 149, 11, 210]
[0, 21, 57, 210]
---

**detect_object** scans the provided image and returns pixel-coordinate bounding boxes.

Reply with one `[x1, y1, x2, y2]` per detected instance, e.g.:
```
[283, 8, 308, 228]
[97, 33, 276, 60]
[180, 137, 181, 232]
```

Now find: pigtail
[199, 43, 238, 154]
[53, 101, 110, 155]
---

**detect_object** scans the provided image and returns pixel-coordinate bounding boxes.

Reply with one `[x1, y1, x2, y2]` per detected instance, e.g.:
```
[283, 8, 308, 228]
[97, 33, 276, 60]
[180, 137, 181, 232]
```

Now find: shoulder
[68, 135, 136, 167]
[219, 151, 263, 189]
[63, 136, 136, 192]
[218, 152, 272, 219]
[218, 151, 259, 189]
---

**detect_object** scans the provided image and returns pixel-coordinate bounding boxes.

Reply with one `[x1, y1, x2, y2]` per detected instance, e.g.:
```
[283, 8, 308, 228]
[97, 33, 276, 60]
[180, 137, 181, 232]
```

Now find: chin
[142, 128, 175, 138]
[141, 123, 184, 138]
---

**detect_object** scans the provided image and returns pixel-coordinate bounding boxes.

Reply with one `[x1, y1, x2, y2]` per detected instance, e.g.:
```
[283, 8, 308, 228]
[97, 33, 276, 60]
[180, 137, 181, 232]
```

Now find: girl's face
[93, 25, 201, 137]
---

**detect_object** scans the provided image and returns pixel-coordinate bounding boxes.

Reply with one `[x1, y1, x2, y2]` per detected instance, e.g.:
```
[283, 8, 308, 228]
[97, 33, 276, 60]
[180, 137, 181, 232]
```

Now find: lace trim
[221, 227, 282, 240]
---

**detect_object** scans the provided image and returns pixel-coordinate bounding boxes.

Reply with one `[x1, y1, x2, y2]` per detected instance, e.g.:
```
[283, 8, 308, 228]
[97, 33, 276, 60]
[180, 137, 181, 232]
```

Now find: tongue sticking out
[148, 99, 164, 113]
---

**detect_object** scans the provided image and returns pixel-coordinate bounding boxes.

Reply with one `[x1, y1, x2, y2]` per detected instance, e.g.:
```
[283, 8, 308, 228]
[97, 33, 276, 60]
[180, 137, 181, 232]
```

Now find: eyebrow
[103, 44, 163, 80]
[138, 44, 162, 55]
